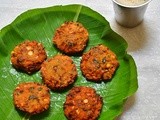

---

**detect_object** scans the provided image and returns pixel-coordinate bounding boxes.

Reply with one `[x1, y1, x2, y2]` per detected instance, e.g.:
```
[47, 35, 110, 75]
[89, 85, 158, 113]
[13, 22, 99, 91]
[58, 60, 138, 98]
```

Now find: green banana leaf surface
[0, 4, 138, 120]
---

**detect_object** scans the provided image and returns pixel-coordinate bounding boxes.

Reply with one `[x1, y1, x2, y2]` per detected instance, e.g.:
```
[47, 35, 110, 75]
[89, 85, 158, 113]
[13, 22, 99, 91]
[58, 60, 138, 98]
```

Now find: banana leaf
[0, 4, 138, 120]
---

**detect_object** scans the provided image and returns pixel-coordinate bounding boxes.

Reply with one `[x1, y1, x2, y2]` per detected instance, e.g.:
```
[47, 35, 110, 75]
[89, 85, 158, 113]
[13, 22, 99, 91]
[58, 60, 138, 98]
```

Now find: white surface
[0, 0, 160, 120]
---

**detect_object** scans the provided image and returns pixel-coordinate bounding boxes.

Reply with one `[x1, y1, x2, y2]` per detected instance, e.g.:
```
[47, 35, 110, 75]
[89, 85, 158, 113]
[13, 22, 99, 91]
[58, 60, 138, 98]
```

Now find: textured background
[0, 0, 160, 120]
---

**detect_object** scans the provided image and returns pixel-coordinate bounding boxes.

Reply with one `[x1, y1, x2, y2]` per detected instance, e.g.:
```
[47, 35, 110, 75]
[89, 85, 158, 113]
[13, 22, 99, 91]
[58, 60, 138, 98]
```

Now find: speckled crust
[13, 82, 50, 115]
[11, 40, 47, 74]
[80, 44, 119, 81]
[53, 21, 89, 54]
[64, 86, 103, 120]
[40, 54, 77, 90]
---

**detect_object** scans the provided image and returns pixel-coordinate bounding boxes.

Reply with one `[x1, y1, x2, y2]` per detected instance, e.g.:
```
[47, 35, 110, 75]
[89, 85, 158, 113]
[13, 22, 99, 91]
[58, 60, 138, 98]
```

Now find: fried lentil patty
[80, 44, 119, 81]
[40, 54, 77, 90]
[53, 21, 89, 54]
[11, 40, 47, 74]
[64, 86, 103, 120]
[13, 82, 50, 115]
